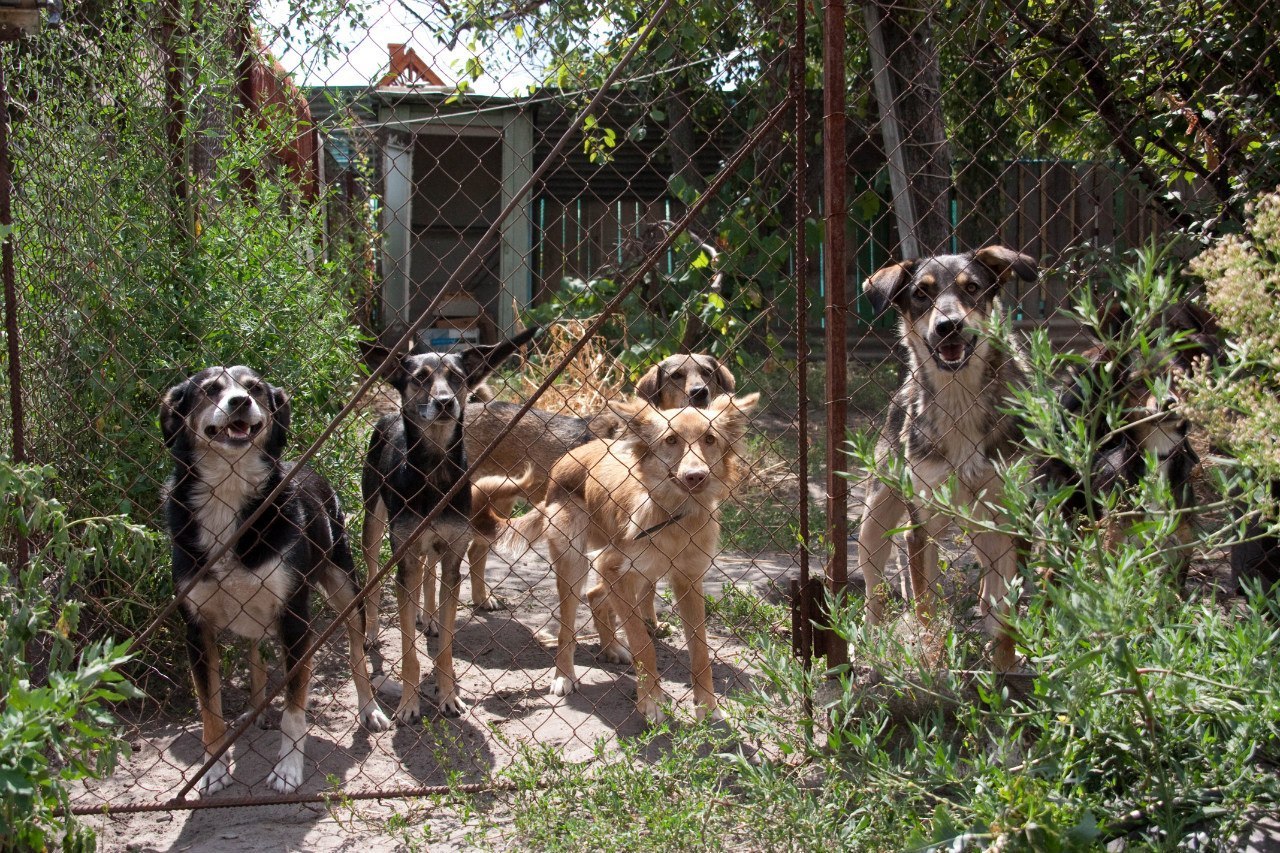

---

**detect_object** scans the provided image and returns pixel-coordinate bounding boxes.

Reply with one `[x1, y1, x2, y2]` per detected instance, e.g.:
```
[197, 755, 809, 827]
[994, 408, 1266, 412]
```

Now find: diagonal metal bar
[130, 0, 679, 655]
[168, 93, 796, 806]
[70, 776, 545, 815]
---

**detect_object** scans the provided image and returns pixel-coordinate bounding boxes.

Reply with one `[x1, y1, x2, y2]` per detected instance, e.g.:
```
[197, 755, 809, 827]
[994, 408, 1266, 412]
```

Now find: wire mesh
[0, 0, 1274, 835]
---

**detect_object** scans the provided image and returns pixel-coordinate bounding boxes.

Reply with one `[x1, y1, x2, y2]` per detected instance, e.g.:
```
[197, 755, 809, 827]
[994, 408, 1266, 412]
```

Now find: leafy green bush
[1, 459, 156, 851]
[1184, 189, 1280, 479]
[6, 3, 372, 657]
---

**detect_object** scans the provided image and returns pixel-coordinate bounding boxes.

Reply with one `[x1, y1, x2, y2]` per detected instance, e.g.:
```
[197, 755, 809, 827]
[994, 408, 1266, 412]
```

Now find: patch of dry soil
[76, 546, 796, 852]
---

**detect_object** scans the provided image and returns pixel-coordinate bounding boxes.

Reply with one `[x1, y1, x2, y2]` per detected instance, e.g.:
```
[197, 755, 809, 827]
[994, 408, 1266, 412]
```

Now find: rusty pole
[824, 0, 850, 667]
[0, 59, 29, 580]
[791, 0, 812, 668]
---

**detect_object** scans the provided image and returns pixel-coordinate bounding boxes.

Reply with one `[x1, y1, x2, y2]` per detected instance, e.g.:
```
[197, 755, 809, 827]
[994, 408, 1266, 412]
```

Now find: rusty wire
[2, 0, 1273, 833]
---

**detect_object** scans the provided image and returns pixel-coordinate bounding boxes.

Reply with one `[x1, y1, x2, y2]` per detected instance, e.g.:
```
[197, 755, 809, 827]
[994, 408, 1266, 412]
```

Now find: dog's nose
[226, 394, 250, 410]
[934, 318, 962, 337]
[690, 385, 709, 404]
[682, 470, 708, 490]
[432, 395, 456, 408]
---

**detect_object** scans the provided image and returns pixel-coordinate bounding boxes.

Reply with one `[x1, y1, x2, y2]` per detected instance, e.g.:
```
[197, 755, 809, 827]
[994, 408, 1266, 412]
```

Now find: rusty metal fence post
[823, 0, 850, 669]
[1, 42, 27, 583]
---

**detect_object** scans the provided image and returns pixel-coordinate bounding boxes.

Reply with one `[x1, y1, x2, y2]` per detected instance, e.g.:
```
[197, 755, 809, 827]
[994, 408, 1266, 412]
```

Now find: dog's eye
[965, 282, 980, 295]
[664, 435, 679, 446]
[911, 288, 929, 303]
[671, 371, 684, 380]
[703, 434, 716, 446]
[200, 381, 222, 395]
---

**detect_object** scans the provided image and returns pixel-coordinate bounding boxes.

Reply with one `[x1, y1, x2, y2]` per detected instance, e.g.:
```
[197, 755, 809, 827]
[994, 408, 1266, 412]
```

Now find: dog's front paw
[438, 693, 469, 718]
[599, 642, 632, 665]
[360, 702, 392, 732]
[549, 675, 576, 697]
[416, 616, 440, 637]
[267, 751, 304, 794]
[196, 757, 233, 797]
[395, 696, 422, 726]
[475, 594, 506, 612]
[695, 703, 724, 724]
[636, 696, 668, 725]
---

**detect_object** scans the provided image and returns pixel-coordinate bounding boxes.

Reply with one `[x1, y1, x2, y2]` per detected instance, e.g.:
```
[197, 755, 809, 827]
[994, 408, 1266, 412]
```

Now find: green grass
[475, 556, 1280, 851]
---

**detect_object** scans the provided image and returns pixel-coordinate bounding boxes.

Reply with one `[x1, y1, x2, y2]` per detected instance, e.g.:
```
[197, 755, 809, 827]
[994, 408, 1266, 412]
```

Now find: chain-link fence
[0, 0, 1276, 836]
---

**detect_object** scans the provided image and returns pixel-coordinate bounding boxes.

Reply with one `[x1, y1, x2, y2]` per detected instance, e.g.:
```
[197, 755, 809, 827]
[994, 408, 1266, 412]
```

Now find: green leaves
[0, 459, 148, 852]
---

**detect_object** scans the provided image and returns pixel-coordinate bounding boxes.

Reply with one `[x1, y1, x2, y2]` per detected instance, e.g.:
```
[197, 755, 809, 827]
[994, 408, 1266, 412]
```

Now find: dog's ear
[266, 384, 291, 456]
[973, 246, 1038, 283]
[864, 260, 916, 316]
[387, 356, 413, 395]
[700, 355, 737, 395]
[457, 326, 541, 388]
[709, 392, 759, 444]
[634, 363, 663, 405]
[608, 398, 663, 447]
[159, 380, 191, 449]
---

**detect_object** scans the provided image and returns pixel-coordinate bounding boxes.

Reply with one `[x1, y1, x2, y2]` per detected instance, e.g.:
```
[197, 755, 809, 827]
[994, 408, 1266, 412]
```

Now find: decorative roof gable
[378, 43, 446, 88]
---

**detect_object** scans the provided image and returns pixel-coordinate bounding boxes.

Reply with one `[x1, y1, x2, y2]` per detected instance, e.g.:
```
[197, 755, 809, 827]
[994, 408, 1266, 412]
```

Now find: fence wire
[0, 0, 1274, 830]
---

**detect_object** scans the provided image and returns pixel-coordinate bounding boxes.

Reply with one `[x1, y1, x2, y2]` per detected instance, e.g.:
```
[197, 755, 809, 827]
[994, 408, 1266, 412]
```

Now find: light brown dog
[462, 353, 738, 616]
[635, 353, 737, 410]
[458, 401, 623, 612]
[481, 393, 758, 722]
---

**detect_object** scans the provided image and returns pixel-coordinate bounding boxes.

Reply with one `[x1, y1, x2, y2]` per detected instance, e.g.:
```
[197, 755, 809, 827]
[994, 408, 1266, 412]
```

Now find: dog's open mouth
[205, 419, 263, 444]
[932, 338, 972, 369]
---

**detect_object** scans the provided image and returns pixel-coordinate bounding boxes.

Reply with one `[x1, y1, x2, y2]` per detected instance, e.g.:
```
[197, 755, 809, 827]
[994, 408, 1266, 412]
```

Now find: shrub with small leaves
[1, 459, 155, 852]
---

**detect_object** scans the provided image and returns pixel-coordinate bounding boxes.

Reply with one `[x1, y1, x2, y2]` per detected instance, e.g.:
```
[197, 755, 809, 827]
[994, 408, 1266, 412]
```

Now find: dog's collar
[633, 512, 687, 540]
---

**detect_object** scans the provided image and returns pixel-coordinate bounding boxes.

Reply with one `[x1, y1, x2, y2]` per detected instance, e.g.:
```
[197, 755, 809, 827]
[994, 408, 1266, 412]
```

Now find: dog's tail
[470, 466, 544, 551]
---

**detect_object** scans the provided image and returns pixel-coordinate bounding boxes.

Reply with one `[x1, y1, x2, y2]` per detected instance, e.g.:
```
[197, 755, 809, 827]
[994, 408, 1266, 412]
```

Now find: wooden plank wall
[954, 160, 1173, 326]
[531, 162, 1178, 343]
[534, 197, 677, 298]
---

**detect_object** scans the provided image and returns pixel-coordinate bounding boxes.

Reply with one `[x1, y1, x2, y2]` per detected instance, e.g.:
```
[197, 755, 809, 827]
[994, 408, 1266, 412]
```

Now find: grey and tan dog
[855, 246, 1038, 671]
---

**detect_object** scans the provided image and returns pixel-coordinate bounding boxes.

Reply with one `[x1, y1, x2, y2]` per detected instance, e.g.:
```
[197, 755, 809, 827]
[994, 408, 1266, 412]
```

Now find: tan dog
[481, 393, 758, 722]
[463, 352, 737, 618]
[635, 353, 737, 410]
[459, 401, 622, 613]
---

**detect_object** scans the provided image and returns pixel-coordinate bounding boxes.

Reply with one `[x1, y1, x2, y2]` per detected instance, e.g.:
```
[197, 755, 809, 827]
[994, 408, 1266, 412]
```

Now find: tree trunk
[865, 0, 953, 257]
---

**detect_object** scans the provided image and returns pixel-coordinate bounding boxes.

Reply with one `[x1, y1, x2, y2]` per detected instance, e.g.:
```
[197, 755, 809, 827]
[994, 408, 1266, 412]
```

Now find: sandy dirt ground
[75, 544, 798, 852]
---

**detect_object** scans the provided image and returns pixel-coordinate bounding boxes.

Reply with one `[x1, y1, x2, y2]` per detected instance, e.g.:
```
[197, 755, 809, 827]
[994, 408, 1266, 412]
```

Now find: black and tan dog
[855, 246, 1038, 671]
[1038, 299, 1220, 582]
[162, 366, 390, 796]
[361, 329, 536, 723]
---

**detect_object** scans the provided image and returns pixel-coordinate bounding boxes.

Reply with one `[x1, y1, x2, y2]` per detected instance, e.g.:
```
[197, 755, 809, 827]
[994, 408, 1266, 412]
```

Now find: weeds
[488, 244, 1280, 850]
